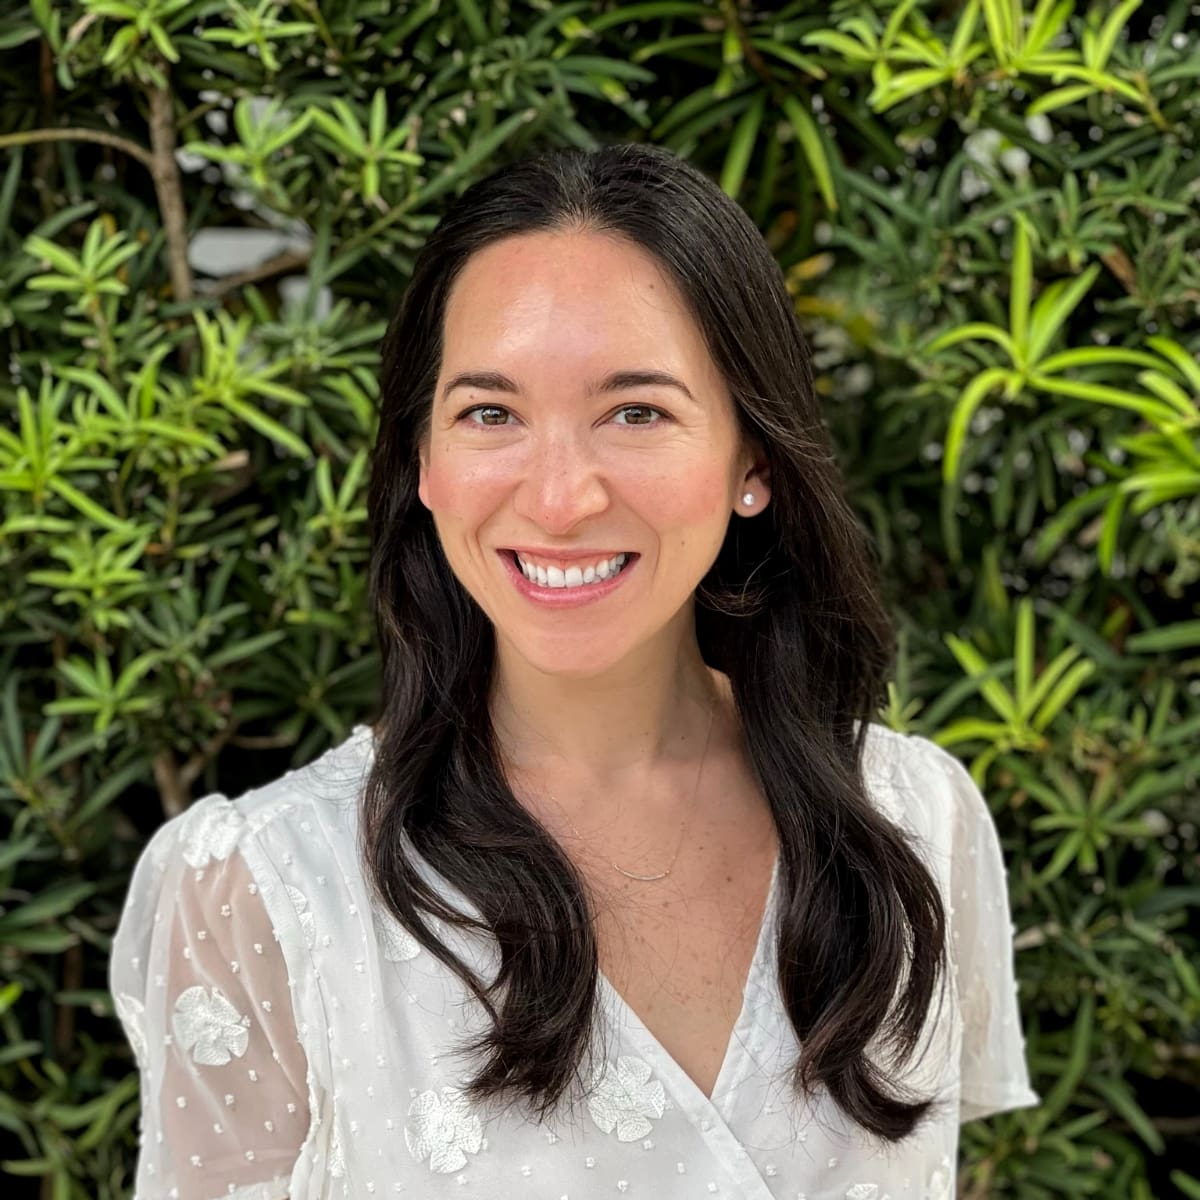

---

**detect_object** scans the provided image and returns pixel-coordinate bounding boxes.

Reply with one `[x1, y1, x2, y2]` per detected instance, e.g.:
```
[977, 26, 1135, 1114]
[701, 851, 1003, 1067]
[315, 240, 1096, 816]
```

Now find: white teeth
[515, 552, 629, 589]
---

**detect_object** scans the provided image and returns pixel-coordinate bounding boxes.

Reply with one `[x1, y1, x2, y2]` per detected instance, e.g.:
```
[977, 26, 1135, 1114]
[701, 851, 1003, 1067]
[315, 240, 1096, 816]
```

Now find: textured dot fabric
[110, 723, 1039, 1199]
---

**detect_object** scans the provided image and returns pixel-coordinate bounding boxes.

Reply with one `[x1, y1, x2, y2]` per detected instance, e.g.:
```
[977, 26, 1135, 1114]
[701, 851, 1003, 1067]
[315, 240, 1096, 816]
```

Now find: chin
[503, 631, 637, 680]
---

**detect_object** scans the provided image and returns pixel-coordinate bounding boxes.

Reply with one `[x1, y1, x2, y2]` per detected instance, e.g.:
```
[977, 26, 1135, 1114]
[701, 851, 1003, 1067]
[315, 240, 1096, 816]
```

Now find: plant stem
[0, 127, 154, 169]
[145, 85, 192, 305]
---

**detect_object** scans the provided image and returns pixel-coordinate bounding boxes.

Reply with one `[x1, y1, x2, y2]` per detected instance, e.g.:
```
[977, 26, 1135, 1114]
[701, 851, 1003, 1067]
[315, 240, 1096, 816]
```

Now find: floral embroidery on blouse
[171, 985, 251, 1066]
[114, 992, 147, 1068]
[375, 911, 420, 962]
[180, 798, 244, 868]
[586, 1056, 666, 1142]
[844, 1184, 879, 1199]
[286, 885, 316, 949]
[404, 1087, 484, 1173]
[926, 1154, 953, 1199]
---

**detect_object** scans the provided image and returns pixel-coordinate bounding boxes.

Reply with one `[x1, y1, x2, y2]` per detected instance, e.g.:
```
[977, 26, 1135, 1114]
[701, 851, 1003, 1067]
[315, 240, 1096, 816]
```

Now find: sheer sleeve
[110, 794, 312, 1199]
[919, 739, 1042, 1124]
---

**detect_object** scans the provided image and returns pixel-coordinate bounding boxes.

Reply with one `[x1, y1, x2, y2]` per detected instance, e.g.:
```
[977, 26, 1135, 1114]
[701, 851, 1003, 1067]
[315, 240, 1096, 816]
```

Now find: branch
[35, 39, 58, 218]
[0, 127, 154, 170]
[151, 745, 189, 820]
[152, 720, 239, 819]
[720, 0, 778, 88]
[145, 85, 193, 305]
[0, 96, 195, 328]
[200, 246, 312, 298]
[179, 721, 238, 791]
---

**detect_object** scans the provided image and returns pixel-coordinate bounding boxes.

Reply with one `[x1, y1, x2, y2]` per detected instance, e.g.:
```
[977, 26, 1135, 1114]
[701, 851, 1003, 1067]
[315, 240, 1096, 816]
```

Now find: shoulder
[142, 724, 374, 880]
[229, 722, 374, 832]
[856, 723, 992, 867]
[858, 722, 943, 825]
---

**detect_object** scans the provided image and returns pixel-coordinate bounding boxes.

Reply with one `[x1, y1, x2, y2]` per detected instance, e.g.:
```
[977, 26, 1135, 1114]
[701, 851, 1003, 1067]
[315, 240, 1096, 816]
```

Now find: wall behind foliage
[0, 1, 1197, 1197]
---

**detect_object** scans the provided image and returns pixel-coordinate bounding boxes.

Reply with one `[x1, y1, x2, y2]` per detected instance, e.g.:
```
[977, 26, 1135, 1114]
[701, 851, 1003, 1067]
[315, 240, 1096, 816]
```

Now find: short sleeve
[110, 795, 312, 1199]
[919, 739, 1042, 1124]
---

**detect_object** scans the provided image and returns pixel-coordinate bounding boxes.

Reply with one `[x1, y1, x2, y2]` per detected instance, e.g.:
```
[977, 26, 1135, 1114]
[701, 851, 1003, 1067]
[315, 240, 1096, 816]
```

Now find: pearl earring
[742, 492, 754, 506]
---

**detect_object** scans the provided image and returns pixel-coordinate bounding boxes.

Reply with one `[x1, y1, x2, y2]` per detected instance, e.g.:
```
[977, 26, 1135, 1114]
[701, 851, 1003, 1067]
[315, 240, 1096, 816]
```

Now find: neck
[489, 626, 724, 803]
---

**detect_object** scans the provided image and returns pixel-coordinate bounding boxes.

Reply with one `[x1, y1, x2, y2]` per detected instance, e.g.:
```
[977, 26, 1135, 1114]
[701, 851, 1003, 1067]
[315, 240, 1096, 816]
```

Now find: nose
[512, 431, 611, 533]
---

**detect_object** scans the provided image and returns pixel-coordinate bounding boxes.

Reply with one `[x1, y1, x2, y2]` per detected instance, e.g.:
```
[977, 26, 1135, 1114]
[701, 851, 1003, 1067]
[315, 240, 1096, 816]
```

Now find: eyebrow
[440, 369, 697, 405]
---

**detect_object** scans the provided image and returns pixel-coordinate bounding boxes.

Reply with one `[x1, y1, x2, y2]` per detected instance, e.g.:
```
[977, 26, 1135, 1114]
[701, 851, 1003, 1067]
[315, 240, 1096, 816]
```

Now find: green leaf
[0, 879, 96, 929]
[800, 30, 876, 61]
[1087, 1072, 1163, 1154]
[410, 108, 539, 210]
[205, 628, 291, 669]
[747, 38, 824, 76]
[1014, 598, 1034, 703]
[46, 478, 126, 530]
[368, 88, 388, 147]
[1146, 335, 1200, 392]
[1033, 376, 1181, 425]
[948, 0, 983, 60]
[981, 0, 1017, 59]
[1025, 0, 1073, 56]
[1025, 263, 1101, 365]
[1031, 660, 1096, 729]
[632, 30, 718, 62]
[1010, 218, 1032, 354]
[944, 367, 1009, 484]
[0, 928, 79, 952]
[870, 67, 951, 112]
[720, 92, 765, 199]
[944, 632, 1018, 722]
[925, 322, 1016, 358]
[221, 396, 312, 459]
[147, 20, 179, 63]
[1094, 0, 1143, 69]
[1026, 83, 1098, 114]
[1023, 645, 1086, 723]
[24, 235, 81, 275]
[1037, 347, 1165, 374]
[1125, 621, 1200, 653]
[0, 836, 39, 872]
[779, 95, 838, 213]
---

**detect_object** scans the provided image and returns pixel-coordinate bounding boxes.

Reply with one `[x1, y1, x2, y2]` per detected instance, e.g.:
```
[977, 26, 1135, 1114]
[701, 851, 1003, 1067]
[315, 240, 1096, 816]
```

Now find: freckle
[725, 875, 732, 883]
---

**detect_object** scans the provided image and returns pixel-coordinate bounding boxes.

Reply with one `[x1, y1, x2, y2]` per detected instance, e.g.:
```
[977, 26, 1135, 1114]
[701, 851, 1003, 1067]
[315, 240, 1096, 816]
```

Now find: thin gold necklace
[533, 693, 717, 883]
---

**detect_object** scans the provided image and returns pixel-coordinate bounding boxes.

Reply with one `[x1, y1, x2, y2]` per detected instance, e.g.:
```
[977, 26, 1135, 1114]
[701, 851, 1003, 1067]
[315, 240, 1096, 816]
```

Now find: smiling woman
[111, 141, 1037, 1200]
[414, 219, 766, 684]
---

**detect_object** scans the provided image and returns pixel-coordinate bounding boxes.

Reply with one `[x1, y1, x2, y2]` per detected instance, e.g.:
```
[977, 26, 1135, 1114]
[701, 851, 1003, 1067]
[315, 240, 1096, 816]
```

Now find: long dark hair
[362, 140, 949, 1146]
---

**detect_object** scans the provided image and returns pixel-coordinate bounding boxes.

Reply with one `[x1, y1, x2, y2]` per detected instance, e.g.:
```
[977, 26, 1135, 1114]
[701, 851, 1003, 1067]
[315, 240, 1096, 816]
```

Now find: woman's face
[418, 229, 768, 678]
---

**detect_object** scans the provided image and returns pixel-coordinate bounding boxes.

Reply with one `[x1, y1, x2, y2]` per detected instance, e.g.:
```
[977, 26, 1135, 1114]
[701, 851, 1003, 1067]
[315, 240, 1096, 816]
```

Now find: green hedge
[1, 1, 1197, 1196]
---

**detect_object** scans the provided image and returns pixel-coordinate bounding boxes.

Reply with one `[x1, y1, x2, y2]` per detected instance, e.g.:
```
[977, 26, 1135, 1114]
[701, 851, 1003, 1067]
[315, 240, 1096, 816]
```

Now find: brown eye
[460, 405, 511, 426]
[614, 406, 666, 426]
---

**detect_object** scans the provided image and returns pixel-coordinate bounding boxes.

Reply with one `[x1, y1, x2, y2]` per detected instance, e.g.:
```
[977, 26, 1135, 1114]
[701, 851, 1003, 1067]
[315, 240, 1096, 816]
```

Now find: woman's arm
[111, 797, 312, 1200]
[919, 739, 1041, 1123]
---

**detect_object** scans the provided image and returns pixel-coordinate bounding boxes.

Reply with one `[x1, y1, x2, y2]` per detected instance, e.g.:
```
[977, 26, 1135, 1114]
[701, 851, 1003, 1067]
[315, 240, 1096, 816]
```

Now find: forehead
[440, 230, 716, 376]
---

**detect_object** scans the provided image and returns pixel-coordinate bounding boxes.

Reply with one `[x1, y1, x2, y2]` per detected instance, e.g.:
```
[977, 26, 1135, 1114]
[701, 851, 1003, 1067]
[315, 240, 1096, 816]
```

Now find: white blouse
[110, 722, 1039, 1200]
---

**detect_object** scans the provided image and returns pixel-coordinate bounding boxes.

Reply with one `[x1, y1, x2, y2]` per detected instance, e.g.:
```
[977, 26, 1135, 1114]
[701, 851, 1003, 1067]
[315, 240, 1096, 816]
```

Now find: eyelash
[455, 404, 670, 429]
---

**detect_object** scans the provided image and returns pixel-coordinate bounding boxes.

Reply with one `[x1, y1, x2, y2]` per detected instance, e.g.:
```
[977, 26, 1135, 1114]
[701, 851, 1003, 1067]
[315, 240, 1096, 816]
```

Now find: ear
[417, 437, 431, 510]
[737, 442, 771, 514]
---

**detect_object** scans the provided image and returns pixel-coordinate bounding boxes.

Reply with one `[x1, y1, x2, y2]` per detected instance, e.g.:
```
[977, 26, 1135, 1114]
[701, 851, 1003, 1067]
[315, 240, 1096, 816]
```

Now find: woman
[111, 141, 1038, 1200]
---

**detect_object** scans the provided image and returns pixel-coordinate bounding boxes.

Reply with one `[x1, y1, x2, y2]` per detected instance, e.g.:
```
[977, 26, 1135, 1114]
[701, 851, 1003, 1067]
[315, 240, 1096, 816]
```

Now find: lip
[497, 549, 639, 608]
[502, 546, 632, 562]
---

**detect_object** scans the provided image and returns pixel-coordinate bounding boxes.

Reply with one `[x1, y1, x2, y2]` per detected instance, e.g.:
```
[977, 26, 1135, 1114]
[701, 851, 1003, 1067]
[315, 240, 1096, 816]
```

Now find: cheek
[421, 453, 510, 518]
[629, 459, 730, 526]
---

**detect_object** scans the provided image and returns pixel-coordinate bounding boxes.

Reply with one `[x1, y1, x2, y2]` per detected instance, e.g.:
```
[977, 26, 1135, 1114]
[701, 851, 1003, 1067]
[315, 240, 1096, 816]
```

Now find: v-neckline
[597, 851, 781, 1114]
